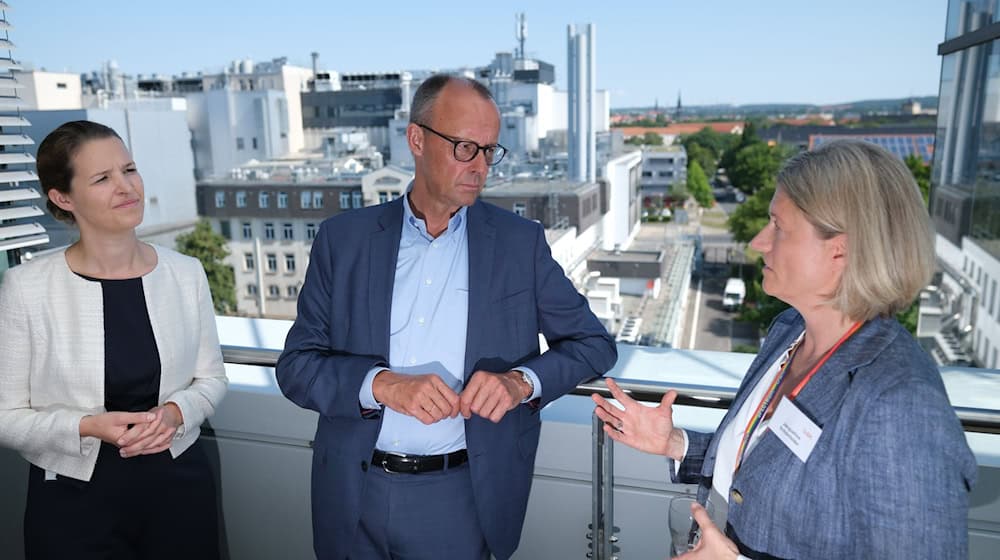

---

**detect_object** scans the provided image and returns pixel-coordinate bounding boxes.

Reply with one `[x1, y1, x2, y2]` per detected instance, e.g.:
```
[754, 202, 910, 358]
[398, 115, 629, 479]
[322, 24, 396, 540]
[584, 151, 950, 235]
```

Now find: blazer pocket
[495, 288, 531, 307]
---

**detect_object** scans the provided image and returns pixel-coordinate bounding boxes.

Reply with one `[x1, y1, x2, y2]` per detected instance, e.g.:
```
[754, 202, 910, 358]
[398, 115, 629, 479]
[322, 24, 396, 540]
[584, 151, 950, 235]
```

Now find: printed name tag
[770, 396, 822, 462]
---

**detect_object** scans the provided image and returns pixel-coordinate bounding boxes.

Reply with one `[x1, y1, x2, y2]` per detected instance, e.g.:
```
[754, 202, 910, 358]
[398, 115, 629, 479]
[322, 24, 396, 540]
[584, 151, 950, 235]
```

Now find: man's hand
[459, 370, 530, 423]
[372, 371, 461, 425]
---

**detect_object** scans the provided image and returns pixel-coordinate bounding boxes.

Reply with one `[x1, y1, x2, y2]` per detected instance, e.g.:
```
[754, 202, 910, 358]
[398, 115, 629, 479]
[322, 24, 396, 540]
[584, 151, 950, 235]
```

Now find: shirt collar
[401, 189, 467, 242]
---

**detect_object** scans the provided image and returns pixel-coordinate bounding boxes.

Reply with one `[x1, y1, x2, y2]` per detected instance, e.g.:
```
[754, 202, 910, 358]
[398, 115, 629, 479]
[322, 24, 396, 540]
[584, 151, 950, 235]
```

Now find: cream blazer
[0, 245, 228, 481]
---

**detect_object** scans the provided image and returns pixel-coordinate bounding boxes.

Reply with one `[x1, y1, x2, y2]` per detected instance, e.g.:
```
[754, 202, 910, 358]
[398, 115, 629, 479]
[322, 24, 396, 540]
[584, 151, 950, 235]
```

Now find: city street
[626, 202, 757, 351]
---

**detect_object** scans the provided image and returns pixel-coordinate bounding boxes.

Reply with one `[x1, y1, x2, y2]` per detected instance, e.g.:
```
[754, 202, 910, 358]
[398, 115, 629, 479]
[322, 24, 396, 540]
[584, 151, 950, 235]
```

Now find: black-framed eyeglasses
[416, 123, 507, 166]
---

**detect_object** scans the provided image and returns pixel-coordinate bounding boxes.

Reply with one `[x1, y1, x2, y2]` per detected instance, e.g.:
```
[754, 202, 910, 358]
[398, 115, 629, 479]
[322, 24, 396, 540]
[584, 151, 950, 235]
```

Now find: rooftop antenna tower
[516, 13, 527, 59]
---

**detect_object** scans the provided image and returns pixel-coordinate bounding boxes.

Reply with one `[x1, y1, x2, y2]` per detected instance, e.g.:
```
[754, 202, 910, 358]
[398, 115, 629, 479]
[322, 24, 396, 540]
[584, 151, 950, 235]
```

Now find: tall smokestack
[567, 23, 596, 183]
[310, 52, 319, 91]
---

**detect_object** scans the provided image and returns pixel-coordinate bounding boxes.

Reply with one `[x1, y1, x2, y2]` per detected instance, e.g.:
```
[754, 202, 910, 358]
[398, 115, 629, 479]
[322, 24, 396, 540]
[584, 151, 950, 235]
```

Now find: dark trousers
[349, 462, 490, 560]
[24, 439, 219, 560]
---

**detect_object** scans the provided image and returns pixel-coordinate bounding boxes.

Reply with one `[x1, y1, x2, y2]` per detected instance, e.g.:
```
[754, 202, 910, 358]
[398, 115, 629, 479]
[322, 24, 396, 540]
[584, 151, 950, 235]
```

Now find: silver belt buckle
[380, 452, 405, 474]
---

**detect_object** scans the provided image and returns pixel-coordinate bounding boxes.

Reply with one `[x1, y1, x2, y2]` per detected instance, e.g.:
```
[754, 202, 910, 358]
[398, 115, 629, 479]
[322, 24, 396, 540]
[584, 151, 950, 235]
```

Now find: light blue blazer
[674, 309, 976, 559]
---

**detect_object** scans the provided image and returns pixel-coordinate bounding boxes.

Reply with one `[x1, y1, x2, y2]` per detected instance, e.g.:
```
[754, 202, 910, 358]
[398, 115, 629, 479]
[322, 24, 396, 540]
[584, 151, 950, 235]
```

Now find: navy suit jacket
[674, 309, 976, 559]
[276, 197, 617, 560]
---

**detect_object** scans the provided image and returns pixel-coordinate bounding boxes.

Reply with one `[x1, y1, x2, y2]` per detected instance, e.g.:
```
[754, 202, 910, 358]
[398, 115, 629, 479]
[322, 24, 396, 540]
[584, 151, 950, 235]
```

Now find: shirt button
[425, 278, 432, 285]
[731, 489, 744, 505]
[418, 317, 425, 325]
[408, 357, 416, 365]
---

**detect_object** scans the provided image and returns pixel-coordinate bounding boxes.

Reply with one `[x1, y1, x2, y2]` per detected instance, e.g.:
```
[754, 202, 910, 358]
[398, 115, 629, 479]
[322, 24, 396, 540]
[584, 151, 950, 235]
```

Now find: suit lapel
[789, 318, 895, 428]
[708, 316, 898, 478]
[464, 201, 496, 378]
[369, 199, 404, 358]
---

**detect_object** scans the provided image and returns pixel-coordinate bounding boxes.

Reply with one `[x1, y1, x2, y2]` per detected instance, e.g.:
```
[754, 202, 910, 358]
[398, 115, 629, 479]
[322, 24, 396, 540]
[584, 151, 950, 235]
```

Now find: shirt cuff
[513, 367, 541, 402]
[360, 367, 388, 410]
[672, 429, 690, 477]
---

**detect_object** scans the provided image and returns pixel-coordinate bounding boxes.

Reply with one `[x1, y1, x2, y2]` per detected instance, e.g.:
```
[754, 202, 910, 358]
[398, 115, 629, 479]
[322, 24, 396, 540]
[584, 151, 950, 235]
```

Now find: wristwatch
[516, 369, 534, 399]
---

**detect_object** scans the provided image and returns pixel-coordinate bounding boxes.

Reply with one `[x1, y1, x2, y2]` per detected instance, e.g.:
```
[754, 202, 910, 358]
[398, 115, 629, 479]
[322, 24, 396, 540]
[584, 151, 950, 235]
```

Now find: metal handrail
[220, 344, 1000, 560]
[220, 345, 1000, 434]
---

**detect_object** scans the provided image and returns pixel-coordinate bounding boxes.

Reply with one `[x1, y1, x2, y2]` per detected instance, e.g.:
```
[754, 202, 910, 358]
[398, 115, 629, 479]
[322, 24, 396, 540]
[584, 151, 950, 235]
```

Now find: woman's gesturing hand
[591, 378, 687, 460]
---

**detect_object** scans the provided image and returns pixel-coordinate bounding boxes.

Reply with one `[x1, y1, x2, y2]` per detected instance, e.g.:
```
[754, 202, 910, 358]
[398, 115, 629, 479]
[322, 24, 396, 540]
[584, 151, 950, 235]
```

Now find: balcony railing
[221, 345, 1000, 560]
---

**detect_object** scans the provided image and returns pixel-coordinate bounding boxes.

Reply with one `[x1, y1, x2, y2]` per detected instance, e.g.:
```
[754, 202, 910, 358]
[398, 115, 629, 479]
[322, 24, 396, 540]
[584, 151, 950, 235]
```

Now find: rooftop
[642, 145, 686, 153]
[615, 122, 745, 138]
[590, 249, 665, 264]
[484, 178, 597, 196]
[198, 176, 363, 187]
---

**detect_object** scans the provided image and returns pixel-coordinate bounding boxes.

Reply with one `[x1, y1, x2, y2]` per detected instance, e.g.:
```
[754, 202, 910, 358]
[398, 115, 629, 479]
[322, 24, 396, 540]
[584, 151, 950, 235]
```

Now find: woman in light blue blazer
[0, 121, 227, 559]
[594, 140, 976, 559]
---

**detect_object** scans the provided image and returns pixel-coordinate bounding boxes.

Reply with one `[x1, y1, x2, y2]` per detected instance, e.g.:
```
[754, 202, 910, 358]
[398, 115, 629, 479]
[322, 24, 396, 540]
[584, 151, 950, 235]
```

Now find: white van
[722, 278, 746, 311]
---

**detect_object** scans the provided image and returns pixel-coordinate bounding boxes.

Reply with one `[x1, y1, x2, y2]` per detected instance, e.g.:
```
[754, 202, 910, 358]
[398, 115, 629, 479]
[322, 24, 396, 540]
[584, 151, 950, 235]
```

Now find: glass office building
[930, 0, 1000, 367]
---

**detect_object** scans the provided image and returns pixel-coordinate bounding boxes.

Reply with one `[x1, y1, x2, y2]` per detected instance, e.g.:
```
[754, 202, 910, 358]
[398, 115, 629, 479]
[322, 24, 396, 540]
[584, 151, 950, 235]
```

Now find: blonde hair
[777, 140, 934, 321]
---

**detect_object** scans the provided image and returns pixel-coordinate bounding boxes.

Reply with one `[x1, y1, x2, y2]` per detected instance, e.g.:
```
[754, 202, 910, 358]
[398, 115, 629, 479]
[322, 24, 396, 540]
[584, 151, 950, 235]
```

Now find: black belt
[372, 449, 469, 474]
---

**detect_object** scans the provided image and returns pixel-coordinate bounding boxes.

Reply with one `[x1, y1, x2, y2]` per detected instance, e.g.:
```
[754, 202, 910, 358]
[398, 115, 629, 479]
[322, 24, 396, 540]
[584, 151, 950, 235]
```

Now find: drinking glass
[668, 495, 714, 556]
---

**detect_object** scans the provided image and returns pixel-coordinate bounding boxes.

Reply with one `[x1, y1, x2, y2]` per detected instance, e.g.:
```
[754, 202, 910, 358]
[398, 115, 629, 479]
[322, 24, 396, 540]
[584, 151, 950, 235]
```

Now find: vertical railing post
[590, 412, 618, 559]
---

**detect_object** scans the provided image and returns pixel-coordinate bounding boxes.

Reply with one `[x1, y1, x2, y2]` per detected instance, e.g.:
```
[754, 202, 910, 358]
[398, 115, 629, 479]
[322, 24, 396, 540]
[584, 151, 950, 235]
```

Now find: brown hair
[36, 120, 123, 224]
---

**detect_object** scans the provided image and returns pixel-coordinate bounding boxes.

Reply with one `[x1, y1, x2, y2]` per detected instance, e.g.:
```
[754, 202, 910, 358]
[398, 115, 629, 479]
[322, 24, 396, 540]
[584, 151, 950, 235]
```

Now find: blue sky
[16, 0, 947, 108]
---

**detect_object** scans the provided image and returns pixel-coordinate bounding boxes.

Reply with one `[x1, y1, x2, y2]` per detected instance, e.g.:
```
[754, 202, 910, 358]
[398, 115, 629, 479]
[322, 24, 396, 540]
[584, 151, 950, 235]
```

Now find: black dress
[24, 276, 219, 559]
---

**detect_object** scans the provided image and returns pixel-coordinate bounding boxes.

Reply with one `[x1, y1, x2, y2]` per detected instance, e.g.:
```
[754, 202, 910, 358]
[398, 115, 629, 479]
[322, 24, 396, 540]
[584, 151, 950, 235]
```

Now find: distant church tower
[674, 90, 682, 121]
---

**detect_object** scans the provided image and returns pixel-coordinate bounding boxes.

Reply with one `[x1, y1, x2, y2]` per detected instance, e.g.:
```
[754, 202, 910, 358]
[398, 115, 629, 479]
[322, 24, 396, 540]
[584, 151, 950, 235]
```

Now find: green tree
[176, 220, 236, 314]
[670, 179, 689, 202]
[683, 126, 730, 157]
[685, 142, 716, 178]
[687, 160, 714, 208]
[728, 143, 785, 193]
[896, 299, 919, 335]
[719, 120, 762, 172]
[624, 131, 664, 146]
[643, 131, 664, 146]
[903, 154, 930, 206]
[727, 185, 775, 243]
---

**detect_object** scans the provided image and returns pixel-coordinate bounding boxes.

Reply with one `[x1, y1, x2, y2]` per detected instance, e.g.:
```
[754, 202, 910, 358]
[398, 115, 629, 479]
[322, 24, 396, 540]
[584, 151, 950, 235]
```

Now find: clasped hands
[79, 402, 184, 458]
[373, 369, 531, 424]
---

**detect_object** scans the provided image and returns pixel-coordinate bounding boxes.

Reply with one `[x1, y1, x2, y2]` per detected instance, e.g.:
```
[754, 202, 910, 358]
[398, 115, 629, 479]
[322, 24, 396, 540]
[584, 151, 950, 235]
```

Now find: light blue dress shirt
[359, 193, 540, 455]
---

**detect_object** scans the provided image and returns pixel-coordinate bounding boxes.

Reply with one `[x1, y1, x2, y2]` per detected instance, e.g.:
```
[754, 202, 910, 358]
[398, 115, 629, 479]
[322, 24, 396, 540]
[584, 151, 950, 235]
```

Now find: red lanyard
[733, 321, 863, 473]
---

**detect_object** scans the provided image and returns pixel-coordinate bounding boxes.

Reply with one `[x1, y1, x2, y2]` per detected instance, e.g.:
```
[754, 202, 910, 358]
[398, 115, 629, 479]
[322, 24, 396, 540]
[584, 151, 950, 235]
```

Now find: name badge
[770, 396, 822, 462]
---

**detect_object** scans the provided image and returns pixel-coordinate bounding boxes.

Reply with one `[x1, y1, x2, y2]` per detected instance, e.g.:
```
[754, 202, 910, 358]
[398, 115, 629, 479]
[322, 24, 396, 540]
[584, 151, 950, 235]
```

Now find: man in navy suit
[276, 75, 617, 560]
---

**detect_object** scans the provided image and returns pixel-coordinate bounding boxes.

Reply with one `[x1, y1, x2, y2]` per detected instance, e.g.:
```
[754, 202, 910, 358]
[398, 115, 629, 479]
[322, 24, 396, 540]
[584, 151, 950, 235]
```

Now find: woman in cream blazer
[0, 120, 227, 559]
